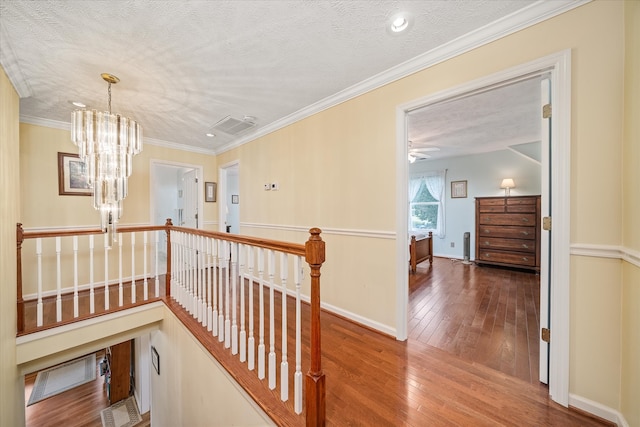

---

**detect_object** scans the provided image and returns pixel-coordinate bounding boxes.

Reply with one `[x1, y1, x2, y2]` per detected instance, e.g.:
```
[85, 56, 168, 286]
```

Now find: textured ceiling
[1, 1, 563, 155]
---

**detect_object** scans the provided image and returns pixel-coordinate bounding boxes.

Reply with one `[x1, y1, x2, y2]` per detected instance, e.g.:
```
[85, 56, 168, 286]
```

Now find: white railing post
[224, 240, 231, 349]
[89, 235, 95, 313]
[118, 235, 124, 306]
[55, 236, 62, 322]
[143, 231, 148, 301]
[280, 253, 289, 401]
[131, 232, 136, 304]
[294, 256, 303, 414]
[200, 235, 207, 327]
[231, 242, 238, 355]
[247, 246, 255, 371]
[207, 237, 213, 331]
[104, 234, 110, 311]
[258, 247, 265, 379]
[239, 244, 247, 362]
[36, 238, 43, 327]
[73, 236, 79, 318]
[212, 238, 219, 337]
[268, 250, 276, 390]
[218, 239, 225, 343]
[154, 230, 160, 298]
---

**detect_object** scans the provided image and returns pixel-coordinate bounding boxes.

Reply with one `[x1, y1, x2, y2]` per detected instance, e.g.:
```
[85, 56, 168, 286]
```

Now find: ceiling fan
[408, 141, 440, 162]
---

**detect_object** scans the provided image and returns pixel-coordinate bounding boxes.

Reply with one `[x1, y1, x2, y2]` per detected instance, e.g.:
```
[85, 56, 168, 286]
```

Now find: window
[410, 182, 438, 231]
[409, 170, 445, 237]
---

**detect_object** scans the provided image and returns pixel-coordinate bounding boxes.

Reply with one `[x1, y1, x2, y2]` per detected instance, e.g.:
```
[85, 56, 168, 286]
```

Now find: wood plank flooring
[24, 351, 150, 427]
[22, 261, 610, 426]
[409, 257, 541, 383]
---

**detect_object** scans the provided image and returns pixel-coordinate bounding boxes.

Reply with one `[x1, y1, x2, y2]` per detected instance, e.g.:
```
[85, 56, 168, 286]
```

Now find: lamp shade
[500, 178, 515, 189]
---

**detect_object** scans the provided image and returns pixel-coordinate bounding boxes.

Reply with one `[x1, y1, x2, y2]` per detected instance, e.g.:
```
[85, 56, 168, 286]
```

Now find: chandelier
[71, 73, 143, 244]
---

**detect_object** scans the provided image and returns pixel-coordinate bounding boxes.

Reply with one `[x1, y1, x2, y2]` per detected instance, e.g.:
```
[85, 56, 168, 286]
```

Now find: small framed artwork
[151, 346, 160, 375]
[231, 194, 239, 204]
[451, 180, 467, 198]
[58, 152, 92, 196]
[205, 182, 217, 202]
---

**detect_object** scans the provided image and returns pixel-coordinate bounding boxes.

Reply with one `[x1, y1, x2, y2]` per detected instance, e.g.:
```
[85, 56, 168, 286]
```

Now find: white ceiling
[0, 1, 571, 155]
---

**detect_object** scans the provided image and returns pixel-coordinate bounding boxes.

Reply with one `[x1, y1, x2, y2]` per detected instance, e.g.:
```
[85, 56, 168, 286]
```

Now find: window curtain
[409, 177, 423, 203]
[424, 170, 446, 238]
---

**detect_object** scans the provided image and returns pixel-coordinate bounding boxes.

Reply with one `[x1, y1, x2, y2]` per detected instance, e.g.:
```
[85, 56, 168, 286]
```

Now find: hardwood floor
[409, 256, 541, 384]
[24, 351, 150, 427]
[22, 262, 610, 426]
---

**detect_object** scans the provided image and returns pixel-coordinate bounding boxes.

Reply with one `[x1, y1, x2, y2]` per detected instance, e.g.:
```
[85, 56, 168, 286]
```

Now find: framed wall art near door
[58, 152, 92, 196]
[205, 182, 217, 202]
[451, 180, 467, 198]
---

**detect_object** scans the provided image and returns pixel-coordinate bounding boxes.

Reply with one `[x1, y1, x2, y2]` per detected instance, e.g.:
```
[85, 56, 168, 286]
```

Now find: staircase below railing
[16, 221, 326, 426]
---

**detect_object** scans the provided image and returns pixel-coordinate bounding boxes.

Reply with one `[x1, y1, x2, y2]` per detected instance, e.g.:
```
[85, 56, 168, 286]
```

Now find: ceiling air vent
[210, 115, 256, 136]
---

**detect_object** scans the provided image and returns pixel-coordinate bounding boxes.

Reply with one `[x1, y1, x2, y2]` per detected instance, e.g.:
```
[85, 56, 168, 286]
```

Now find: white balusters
[89, 234, 95, 313]
[257, 248, 266, 380]
[55, 237, 62, 322]
[218, 239, 225, 343]
[212, 237, 219, 336]
[200, 235, 207, 327]
[36, 238, 43, 327]
[154, 231, 160, 298]
[247, 246, 255, 371]
[73, 236, 79, 318]
[143, 231, 148, 301]
[118, 236, 124, 306]
[268, 250, 277, 390]
[294, 256, 303, 414]
[224, 240, 231, 349]
[231, 242, 238, 355]
[239, 244, 246, 363]
[207, 237, 213, 331]
[280, 253, 289, 401]
[104, 234, 110, 310]
[131, 233, 136, 304]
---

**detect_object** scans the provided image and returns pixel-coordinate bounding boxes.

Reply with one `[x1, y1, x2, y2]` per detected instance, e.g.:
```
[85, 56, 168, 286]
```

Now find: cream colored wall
[0, 66, 24, 426]
[150, 306, 274, 427]
[218, 0, 633, 416]
[19, 123, 218, 228]
[621, 2, 640, 426]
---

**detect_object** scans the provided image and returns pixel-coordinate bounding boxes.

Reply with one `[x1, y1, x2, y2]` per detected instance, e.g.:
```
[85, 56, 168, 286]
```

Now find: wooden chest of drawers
[475, 195, 541, 271]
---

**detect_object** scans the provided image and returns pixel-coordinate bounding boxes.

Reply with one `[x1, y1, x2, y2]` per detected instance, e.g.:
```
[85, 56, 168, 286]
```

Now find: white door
[539, 77, 551, 384]
[182, 169, 199, 228]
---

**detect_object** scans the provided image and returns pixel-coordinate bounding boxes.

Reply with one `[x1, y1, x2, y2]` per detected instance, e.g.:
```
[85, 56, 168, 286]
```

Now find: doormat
[28, 353, 96, 406]
[100, 396, 142, 427]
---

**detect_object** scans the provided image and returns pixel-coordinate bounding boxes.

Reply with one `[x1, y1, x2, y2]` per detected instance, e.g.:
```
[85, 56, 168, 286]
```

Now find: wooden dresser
[475, 195, 540, 271]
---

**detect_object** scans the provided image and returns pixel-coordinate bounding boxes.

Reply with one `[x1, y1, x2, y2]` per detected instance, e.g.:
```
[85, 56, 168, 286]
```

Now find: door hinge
[195, 177, 198, 183]
[541, 328, 550, 343]
[542, 103, 552, 119]
[542, 216, 552, 231]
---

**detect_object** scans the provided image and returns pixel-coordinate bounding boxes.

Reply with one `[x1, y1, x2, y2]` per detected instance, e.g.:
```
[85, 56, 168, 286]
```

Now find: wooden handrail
[305, 228, 326, 426]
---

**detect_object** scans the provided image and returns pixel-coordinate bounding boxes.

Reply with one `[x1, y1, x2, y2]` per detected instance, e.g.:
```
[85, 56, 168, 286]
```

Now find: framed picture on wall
[451, 180, 467, 198]
[58, 152, 92, 196]
[205, 182, 217, 202]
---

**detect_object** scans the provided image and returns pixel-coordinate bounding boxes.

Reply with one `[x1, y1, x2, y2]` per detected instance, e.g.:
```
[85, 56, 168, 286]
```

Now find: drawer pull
[521, 231, 529, 236]
[485, 241, 490, 245]
[521, 217, 529, 222]
[485, 253, 490, 257]
[522, 244, 529, 249]
[484, 229, 491, 233]
[522, 257, 529, 261]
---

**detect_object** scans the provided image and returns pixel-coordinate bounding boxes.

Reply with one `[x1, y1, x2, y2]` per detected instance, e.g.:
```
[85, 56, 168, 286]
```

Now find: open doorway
[395, 50, 572, 406]
[218, 161, 240, 234]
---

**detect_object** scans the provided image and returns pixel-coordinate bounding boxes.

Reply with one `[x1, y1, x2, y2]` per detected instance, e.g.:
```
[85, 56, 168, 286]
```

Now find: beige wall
[150, 306, 274, 427]
[622, 2, 640, 426]
[0, 67, 24, 425]
[20, 123, 218, 228]
[217, 0, 635, 417]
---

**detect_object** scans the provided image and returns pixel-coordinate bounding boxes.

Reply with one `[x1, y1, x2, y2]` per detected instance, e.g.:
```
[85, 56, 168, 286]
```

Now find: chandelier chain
[107, 83, 112, 114]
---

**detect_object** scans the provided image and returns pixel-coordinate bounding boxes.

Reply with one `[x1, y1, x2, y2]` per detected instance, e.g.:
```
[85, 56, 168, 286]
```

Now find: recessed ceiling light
[70, 101, 86, 108]
[205, 133, 215, 137]
[391, 16, 408, 32]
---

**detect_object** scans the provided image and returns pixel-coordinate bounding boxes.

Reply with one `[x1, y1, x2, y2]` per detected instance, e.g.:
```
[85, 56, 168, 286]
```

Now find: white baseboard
[569, 393, 629, 427]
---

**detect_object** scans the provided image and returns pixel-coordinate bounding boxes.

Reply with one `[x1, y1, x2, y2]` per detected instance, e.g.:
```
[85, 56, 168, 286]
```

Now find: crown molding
[0, 24, 32, 98]
[217, 0, 590, 154]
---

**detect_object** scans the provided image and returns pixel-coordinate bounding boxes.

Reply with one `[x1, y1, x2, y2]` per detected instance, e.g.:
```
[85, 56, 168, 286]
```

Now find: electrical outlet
[271, 182, 279, 191]
[264, 183, 271, 191]
[450, 242, 455, 248]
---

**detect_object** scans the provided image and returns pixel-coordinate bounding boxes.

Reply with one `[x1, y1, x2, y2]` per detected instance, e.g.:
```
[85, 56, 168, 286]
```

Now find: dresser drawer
[478, 213, 536, 226]
[478, 198, 506, 213]
[506, 198, 537, 213]
[477, 250, 536, 267]
[477, 225, 536, 239]
[477, 237, 535, 253]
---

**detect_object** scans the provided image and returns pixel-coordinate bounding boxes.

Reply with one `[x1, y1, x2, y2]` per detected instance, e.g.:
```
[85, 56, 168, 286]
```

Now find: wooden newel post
[165, 218, 173, 298]
[16, 223, 24, 334]
[305, 227, 326, 426]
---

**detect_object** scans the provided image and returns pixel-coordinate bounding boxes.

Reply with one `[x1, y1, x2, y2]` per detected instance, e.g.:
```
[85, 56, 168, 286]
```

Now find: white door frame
[395, 50, 571, 406]
[149, 159, 204, 228]
[218, 160, 240, 233]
